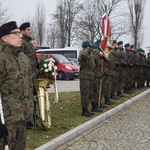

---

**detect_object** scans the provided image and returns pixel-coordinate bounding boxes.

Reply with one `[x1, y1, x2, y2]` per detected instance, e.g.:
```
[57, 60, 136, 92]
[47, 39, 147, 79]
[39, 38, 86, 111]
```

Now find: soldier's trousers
[102, 74, 112, 98]
[80, 79, 93, 108]
[0, 120, 26, 150]
[92, 78, 101, 104]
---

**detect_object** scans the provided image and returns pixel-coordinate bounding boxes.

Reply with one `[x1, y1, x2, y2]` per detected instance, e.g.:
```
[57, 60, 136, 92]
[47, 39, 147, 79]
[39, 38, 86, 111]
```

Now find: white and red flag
[100, 13, 114, 58]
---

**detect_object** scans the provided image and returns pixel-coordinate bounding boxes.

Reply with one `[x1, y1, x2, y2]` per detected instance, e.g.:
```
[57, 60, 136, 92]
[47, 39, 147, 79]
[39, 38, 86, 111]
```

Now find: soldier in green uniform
[78, 41, 95, 117]
[91, 41, 106, 111]
[102, 50, 115, 105]
[20, 22, 38, 79]
[20, 23, 38, 128]
[124, 43, 133, 94]
[110, 40, 119, 99]
[130, 45, 136, 90]
[116, 41, 125, 97]
[0, 21, 33, 150]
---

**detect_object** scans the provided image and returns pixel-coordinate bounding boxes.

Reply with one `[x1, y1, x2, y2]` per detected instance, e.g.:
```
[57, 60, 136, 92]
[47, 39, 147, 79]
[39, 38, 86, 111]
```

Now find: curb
[35, 89, 150, 150]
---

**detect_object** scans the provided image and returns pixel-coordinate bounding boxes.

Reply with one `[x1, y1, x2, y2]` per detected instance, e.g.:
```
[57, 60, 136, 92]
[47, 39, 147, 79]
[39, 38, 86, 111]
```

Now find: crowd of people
[0, 21, 37, 150]
[78, 39, 150, 117]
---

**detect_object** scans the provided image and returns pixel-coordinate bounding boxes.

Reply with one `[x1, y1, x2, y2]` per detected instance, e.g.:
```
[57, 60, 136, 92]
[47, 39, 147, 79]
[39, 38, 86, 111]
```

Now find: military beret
[147, 52, 150, 56]
[91, 42, 98, 49]
[137, 48, 142, 52]
[124, 43, 130, 48]
[142, 49, 145, 52]
[117, 41, 123, 45]
[19, 22, 30, 30]
[130, 45, 134, 48]
[0, 21, 18, 38]
[82, 41, 91, 48]
[113, 40, 117, 44]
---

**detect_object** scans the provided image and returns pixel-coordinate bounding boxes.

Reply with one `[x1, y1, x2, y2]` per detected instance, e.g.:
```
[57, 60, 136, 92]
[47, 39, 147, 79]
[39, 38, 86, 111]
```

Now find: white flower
[45, 69, 48, 72]
[43, 63, 47, 68]
[48, 67, 52, 71]
[54, 66, 57, 70]
[52, 72, 55, 76]
[48, 63, 52, 67]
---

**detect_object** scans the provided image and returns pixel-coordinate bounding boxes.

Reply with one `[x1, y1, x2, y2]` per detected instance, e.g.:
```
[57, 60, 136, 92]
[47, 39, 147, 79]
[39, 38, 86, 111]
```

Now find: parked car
[68, 58, 80, 70]
[36, 53, 79, 80]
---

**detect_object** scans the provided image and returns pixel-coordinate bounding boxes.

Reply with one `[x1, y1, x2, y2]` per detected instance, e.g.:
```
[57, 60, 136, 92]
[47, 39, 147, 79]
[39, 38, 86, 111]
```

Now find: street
[47, 78, 80, 93]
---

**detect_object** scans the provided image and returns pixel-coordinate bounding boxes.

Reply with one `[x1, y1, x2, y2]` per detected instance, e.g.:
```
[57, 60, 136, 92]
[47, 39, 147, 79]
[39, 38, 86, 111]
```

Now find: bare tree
[127, 0, 146, 49]
[0, 1, 10, 25]
[45, 23, 58, 48]
[34, 2, 46, 46]
[75, 0, 129, 43]
[52, 0, 82, 48]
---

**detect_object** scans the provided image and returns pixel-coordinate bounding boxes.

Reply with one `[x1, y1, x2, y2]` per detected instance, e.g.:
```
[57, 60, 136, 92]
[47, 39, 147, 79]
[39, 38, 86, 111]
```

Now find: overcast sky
[3, 0, 150, 51]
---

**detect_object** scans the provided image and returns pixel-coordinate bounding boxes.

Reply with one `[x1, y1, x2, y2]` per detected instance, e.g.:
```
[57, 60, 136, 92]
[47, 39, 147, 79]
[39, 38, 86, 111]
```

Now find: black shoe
[111, 95, 119, 99]
[82, 111, 91, 117]
[92, 107, 102, 112]
[99, 103, 107, 108]
[105, 100, 114, 105]
[82, 107, 94, 117]
[88, 111, 95, 115]
[117, 91, 123, 97]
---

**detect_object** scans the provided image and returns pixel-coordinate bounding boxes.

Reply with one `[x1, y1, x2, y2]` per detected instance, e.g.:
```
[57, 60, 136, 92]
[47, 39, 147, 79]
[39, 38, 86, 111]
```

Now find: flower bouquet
[39, 53, 57, 85]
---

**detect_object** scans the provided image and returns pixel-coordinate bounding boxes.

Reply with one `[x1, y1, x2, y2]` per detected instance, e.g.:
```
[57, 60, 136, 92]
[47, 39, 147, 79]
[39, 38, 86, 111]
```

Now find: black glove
[0, 122, 8, 139]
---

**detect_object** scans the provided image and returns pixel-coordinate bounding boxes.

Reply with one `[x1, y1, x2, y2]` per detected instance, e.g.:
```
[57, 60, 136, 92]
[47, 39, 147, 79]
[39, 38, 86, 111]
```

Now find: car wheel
[57, 71, 65, 80]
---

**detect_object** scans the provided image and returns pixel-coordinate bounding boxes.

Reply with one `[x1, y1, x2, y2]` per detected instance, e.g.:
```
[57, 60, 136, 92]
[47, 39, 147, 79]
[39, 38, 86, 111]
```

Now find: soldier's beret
[91, 42, 98, 49]
[124, 43, 130, 48]
[113, 40, 117, 44]
[137, 48, 142, 52]
[147, 52, 150, 56]
[117, 41, 123, 45]
[19, 22, 30, 31]
[0, 21, 18, 38]
[130, 44, 134, 48]
[82, 41, 91, 48]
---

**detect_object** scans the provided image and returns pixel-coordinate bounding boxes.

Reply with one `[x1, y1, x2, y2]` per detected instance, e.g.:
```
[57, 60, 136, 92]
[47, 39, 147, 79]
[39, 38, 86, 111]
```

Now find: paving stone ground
[56, 94, 150, 150]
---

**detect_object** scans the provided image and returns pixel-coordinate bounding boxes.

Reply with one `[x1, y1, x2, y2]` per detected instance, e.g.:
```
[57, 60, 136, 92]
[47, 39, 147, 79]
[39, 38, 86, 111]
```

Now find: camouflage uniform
[0, 41, 33, 150]
[21, 35, 38, 79]
[92, 49, 103, 111]
[78, 47, 95, 116]
[124, 47, 133, 93]
[110, 47, 119, 99]
[102, 52, 115, 105]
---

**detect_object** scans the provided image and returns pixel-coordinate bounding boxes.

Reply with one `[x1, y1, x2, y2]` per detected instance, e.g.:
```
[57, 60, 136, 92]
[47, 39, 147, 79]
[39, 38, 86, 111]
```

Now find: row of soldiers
[78, 39, 150, 117]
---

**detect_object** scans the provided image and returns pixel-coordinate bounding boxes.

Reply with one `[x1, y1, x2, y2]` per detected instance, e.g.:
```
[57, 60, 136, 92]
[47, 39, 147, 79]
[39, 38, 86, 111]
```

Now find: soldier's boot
[117, 91, 123, 97]
[91, 102, 102, 112]
[82, 107, 91, 117]
[146, 82, 149, 87]
[99, 101, 107, 109]
[128, 87, 134, 93]
[104, 96, 114, 105]
[124, 88, 131, 94]
[110, 93, 119, 99]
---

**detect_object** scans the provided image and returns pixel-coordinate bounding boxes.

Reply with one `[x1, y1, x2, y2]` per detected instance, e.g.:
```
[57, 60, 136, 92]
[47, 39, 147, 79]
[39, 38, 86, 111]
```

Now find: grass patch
[26, 87, 149, 150]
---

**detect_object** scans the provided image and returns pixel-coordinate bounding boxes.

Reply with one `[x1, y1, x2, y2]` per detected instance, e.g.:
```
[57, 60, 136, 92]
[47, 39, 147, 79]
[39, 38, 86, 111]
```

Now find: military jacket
[93, 49, 103, 79]
[0, 41, 33, 124]
[78, 47, 95, 80]
[22, 36, 38, 79]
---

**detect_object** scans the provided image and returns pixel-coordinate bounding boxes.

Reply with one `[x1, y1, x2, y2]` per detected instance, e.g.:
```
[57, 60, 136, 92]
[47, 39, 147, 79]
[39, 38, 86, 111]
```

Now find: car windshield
[54, 54, 71, 64]
[69, 59, 79, 66]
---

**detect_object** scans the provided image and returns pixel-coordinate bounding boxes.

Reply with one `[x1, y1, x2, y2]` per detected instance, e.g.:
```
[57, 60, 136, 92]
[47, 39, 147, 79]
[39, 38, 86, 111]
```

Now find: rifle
[0, 94, 9, 150]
